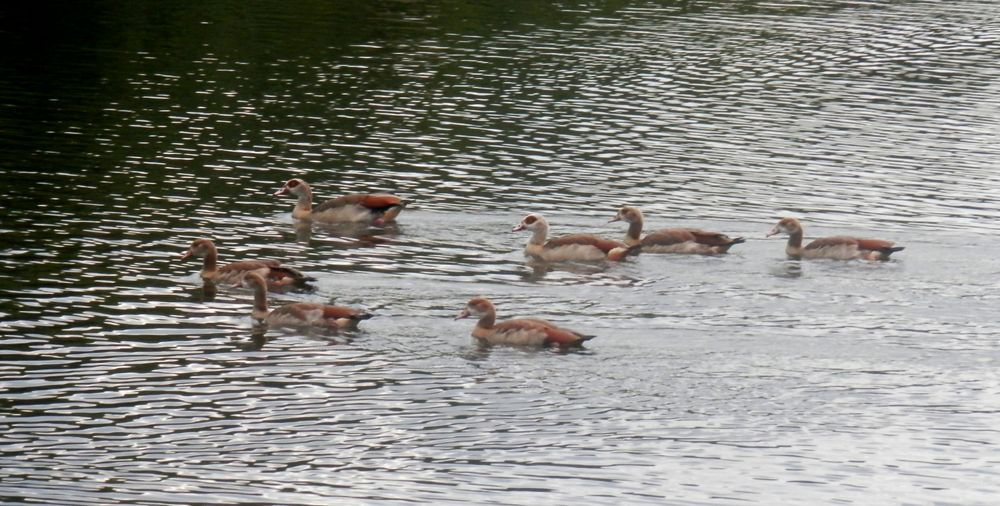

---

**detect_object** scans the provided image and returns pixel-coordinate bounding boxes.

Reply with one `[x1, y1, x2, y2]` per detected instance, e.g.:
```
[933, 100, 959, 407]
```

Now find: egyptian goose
[274, 178, 406, 225]
[513, 213, 639, 262]
[456, 297, 594, 347]
[766, 217, 904, 261]
[609, 206, 745, 254]
[181, 238, 314, 287]
[243, 273, 372, 331]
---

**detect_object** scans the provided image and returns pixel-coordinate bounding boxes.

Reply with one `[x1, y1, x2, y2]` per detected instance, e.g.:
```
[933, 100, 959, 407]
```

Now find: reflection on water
[3, 0, 1000, 504]
[519, 257, 647, 287]
[770, 260, 804, 279]
[189, 282, 217, 302]
[292, 220, 403, 248]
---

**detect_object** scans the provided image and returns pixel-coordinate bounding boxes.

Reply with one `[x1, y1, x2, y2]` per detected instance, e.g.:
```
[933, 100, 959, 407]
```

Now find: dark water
[2, 1, 1000, 504]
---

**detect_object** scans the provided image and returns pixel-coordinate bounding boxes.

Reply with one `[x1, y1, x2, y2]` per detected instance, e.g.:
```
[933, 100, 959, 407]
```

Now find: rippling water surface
[2, 1, 1000, 504]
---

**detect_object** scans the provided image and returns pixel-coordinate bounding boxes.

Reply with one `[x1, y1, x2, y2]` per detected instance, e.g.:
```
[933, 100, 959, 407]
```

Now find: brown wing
[314, 193, 404, 213]
[219, 259, 279, 273]
[804, 236, 860, 250]
[359, 194, 404, 210]
[274, 303, 367, 321]
[322, 305, 368, 320]
[220, 259, 311, 284]
[493, 319, 549, 334]
[855, 238, 897, 251]
[268, 303, 316, 321]
[268, 266, 314, 283]
[495, 318, 592, 345]
[541, 325, 592, 345]
[686, 229, 741, 246]
[546, 234, 627, 253]
[323, 305, 362, 320]
[641, 228, 697, 246]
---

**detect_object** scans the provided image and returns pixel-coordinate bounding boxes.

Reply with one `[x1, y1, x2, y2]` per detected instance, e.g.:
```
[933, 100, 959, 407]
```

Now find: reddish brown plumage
[687, 230, 742, 247]
[321, 305, 367, 320]
[313, 193, 406, 214]
[853, 238, 900, 251]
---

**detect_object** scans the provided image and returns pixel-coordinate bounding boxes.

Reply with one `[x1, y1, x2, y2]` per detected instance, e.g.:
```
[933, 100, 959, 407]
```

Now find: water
[2, 0, 1000, 503]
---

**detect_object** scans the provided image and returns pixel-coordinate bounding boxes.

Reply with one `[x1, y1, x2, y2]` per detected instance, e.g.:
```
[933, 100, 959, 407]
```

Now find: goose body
[513, 213, 639, 262]
[274, 178, 406, 225]
[610, 206, 744, 254]
[456, 297, 594, 347]
[243, 273, 372, 331]
[181, 238, 314, 287]
[766, 217, 904, 261]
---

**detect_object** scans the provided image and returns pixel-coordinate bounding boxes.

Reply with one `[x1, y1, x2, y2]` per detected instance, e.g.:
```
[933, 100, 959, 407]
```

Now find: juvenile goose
[766, 217, 904, 261]
[513, 213, 639, 262]
[243, 273, 372, 331]
[274, 178, 406, 225]
[456, 297, 594, 347]
[610, 205, 744, 254]
[181, 238, 314, 287]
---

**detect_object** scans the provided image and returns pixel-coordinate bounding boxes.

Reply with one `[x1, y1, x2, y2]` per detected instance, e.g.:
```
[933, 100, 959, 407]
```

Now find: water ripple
[2, 1, 1000, 504]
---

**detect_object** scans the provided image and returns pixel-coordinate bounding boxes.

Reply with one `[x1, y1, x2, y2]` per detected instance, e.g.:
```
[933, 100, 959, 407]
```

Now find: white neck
[528, 222, 548, 245]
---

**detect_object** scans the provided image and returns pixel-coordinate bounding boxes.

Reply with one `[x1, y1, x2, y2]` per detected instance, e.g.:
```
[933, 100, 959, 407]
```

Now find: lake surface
[2, 1, 1000, 504]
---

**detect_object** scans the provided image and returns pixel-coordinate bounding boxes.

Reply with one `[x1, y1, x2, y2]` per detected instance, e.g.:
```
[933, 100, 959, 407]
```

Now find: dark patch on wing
[855, 238, 898, 251]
